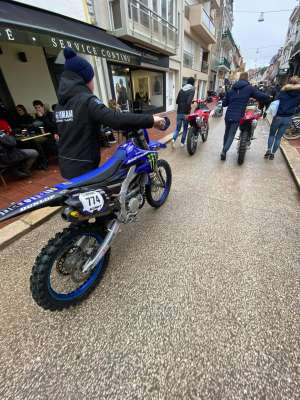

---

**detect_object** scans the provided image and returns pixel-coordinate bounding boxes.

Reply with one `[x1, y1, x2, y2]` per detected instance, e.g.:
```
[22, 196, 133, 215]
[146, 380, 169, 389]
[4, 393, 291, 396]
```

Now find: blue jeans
[173, 113, 189, 144]
[268, 116, 292, 154]
[223, 120, 240, 153]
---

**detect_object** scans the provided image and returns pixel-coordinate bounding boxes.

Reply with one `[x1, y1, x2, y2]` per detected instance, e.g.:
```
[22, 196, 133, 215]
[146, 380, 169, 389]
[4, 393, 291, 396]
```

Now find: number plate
[79, 191, 105, 214]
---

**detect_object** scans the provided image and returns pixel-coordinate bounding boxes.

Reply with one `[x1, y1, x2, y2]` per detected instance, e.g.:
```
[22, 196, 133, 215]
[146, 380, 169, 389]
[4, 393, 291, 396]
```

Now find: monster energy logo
[147, 153, 158, 170]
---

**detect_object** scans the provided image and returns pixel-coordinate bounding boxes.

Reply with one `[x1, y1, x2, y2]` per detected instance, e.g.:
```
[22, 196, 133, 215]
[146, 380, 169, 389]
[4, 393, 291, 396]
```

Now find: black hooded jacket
[223, 80, 270, 122]
[55, 71, 154, 179]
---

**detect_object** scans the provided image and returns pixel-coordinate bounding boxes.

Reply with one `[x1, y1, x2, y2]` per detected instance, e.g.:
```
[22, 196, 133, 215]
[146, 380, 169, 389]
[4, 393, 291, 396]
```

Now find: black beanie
[63, 47, 94, 83]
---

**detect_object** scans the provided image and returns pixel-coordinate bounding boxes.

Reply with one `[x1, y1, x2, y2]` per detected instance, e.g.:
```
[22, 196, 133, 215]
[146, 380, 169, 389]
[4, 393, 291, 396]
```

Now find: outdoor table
[16, 132, 52, 169]
[16, 132, 51, 142]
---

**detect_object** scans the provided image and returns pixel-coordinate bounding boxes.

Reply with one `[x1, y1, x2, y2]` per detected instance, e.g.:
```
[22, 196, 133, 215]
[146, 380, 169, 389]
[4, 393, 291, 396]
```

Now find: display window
[109, 63, 165, 114]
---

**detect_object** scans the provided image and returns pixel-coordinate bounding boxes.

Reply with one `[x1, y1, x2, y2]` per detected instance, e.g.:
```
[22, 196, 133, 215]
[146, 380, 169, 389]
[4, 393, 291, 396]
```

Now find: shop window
[110, 65, 132, 111]
[131, 70, 164, 113]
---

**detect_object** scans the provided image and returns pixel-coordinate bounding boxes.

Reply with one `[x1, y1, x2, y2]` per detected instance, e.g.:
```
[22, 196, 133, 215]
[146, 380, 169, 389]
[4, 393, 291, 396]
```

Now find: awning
[0, 0, 141, 65]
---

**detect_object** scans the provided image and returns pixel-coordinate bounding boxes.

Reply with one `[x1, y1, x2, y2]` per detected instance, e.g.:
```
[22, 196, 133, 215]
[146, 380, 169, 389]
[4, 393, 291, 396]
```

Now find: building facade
[208, 0, 239, 91]
[95, 0, 180, 113]
[279, 3, 300, 83]
[0, 0, 242, 118]
[182, 1, 220, 99]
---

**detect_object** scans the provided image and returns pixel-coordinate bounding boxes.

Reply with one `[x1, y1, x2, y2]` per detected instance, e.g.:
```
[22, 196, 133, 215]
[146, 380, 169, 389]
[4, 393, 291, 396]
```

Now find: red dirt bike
[186, 100, 211, 156]
[237, 104, 262, 165]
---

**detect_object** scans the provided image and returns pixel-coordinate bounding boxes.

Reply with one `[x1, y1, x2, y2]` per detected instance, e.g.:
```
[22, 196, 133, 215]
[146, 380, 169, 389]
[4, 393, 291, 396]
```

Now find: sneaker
[171, 139, 176, 149]
[180, 142, 185, 148]
[269, 153, 274, 160]
[264, 151, 271, 158]
[220, 151, 226, 161]
[108, 140, 117, 144]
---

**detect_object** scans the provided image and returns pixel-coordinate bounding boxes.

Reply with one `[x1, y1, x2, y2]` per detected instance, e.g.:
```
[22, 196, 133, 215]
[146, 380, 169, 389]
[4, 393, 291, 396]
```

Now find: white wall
[14, 0, 86, 21]
[0, 43, 57, 112]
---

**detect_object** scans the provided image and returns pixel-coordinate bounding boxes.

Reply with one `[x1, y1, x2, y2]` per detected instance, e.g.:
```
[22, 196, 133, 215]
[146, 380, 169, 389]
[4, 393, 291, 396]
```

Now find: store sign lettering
[5, 28, 15, 41]
[49, 37, 132, 63]
[0, 26, 138, 65]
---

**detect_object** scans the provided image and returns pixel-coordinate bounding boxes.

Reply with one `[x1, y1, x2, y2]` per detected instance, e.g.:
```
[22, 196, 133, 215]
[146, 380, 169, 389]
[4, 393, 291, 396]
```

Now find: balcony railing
[127, 0, 178, 51]
[202, 8, 215, 36]
[183, 51, 194, 68]
[222, 29, 235, 48]
[217, 57, 231, 70]
[201, 60, 209, 73]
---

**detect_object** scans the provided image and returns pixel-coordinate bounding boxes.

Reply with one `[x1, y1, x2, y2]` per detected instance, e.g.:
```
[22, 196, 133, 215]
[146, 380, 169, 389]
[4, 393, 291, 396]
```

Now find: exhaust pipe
[82, 219, 120, 273]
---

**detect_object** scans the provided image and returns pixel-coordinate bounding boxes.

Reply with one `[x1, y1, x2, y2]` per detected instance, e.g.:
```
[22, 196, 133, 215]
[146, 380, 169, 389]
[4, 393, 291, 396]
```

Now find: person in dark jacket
[55, 48, 165, 179]
[33, 100, 57, 133]
[221, 72, 270, 160]
[0, 131, 38, 177]
[15, 104, 34, 129]
[172, 77, 195, 148]
[265, 76, 300, 160]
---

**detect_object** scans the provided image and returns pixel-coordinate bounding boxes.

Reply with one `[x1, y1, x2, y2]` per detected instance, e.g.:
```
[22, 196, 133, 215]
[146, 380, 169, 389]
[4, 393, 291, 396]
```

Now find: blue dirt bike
[0, 118, 172, 311]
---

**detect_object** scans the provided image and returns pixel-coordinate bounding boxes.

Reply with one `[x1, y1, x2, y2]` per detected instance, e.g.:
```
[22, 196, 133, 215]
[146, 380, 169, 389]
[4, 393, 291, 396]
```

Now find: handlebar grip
[160, 116, 171, 131]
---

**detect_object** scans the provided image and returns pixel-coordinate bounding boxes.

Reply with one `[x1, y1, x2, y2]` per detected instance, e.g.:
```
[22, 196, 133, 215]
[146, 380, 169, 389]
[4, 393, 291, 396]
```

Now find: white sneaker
[180, 142, 185, 148]
[171, 139, 176, 149]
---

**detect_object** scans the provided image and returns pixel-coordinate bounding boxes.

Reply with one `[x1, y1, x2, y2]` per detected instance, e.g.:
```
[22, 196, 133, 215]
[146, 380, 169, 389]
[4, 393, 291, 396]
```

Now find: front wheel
[146, 159, 172, 208]
[30, 224, 110, 311]
[186, 126, 199, 156]
[238, 130, 248, 165]
[201, 122, 209, 142]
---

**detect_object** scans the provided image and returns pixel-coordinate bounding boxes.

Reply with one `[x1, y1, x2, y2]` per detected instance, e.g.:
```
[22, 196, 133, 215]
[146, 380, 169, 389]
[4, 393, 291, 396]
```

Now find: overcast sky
[232, 0, 299, 69]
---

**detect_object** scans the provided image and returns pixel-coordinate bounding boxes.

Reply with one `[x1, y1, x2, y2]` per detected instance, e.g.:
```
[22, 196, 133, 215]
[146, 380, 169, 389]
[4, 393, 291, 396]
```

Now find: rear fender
[0, 187, 66, 222]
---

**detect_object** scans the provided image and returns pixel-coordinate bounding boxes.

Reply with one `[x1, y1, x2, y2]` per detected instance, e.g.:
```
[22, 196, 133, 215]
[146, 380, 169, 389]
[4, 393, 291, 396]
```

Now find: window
[184, 5, 190, 19]
[110, 0, 122, 29]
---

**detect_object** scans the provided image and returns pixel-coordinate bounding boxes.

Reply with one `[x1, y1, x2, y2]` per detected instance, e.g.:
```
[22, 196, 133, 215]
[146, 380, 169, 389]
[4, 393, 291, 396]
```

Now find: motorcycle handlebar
[159, 116, 171, 131]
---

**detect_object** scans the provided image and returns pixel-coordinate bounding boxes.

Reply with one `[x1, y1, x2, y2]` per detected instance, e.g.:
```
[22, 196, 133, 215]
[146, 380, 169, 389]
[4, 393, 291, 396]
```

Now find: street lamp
[258, 12, 264, 22]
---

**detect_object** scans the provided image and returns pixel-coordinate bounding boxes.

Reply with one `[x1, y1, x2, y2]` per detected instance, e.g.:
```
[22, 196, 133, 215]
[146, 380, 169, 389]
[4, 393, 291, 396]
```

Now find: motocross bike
[212, 100, 223, 118]
[186, 100, 211, 156]
[237, 105, 261, 165]
[0, 118, 172, 311]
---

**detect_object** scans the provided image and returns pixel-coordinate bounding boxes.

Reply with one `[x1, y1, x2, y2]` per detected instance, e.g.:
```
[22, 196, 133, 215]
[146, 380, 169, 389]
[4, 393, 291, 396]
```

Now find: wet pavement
[0, 117, 299, 399]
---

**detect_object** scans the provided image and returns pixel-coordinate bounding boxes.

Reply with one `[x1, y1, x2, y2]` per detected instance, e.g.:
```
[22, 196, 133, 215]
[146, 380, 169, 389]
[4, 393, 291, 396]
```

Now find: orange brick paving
[0, 111, 176, 228]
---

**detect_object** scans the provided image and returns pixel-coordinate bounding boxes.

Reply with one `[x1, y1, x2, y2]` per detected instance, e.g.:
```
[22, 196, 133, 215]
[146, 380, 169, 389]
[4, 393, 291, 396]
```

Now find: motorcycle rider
[221, 72, 270, 161]
[55, 48, 165, 179]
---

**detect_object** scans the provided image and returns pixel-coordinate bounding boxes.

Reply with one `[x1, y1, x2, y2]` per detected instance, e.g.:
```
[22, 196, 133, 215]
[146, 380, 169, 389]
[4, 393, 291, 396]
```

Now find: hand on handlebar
[153, 116, 166, 130]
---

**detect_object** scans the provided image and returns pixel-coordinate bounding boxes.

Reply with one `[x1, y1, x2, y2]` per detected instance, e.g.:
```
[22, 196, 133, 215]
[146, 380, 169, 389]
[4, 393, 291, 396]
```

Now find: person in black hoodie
[221, 72, 270, 161]
[172, 77, 195, 148]
[55, 48, 165, 179]
[265, 76, 300, 160]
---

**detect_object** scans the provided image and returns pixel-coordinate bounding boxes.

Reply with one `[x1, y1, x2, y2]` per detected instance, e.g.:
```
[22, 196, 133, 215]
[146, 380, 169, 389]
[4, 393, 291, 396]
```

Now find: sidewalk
[0, 110, 176, 232]
[266, 114, 300, 191]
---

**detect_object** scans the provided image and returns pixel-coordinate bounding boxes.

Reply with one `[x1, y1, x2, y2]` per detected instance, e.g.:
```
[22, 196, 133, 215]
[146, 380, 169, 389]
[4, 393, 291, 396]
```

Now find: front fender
[149, 140, 167, 150]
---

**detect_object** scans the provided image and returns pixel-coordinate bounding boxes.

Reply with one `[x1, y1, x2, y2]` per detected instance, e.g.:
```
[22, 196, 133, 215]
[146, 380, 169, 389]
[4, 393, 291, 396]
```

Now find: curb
[0, 206, 61, 250]
[280, 139, 300, 192]
[265, 116, 300, 193]
[0, 134, 173, 250]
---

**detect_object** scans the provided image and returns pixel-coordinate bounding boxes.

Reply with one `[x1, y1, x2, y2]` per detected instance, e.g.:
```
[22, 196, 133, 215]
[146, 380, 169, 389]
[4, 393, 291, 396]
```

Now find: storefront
[0, 0, 141, 115]
[107, 46, 169, 114]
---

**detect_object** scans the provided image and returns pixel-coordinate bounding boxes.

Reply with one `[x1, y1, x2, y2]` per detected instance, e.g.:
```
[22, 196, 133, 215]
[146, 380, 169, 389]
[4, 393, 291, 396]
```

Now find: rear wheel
[187, 127, 198, 156]
[146, 159, 172, 208]
[238, 130, 248, 165]
[30, 224, 110, 311]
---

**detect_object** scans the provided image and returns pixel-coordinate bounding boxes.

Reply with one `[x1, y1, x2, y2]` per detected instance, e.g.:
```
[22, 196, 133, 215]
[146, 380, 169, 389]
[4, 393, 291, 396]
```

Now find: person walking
[55, 48, 165, 179]
[221, 72, 270, 161]
[265, 76, 300, 160]
[172, 77, 195, 148]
